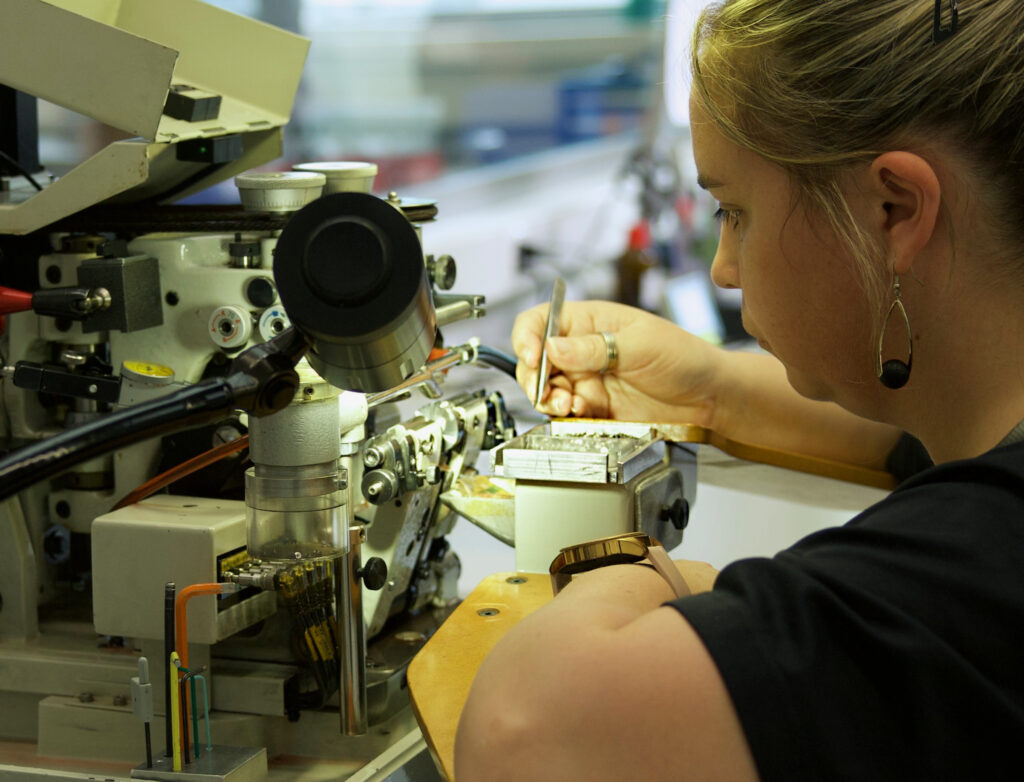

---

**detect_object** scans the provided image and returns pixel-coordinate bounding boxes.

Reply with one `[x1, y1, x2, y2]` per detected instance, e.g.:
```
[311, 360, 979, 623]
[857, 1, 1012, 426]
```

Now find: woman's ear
[868, 151, 942, 275]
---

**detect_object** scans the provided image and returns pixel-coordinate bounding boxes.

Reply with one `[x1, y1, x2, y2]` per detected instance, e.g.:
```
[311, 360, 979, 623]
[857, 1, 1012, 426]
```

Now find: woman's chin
[783, 365, 833, 403]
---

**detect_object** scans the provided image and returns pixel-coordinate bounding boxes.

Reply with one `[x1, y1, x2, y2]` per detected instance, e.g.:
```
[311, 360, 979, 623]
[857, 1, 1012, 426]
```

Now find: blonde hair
[691, 0, 1024, 307]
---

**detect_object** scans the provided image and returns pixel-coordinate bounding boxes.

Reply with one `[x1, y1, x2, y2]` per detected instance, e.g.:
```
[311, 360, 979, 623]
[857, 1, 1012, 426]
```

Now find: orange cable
[175, 583, 224, 670]
[175, 583, 225, 760]
[113, 435, 249, 510]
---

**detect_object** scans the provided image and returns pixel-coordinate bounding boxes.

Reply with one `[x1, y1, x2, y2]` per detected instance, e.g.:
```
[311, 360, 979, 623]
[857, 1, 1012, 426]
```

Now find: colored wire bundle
[170, 581, 232, 768]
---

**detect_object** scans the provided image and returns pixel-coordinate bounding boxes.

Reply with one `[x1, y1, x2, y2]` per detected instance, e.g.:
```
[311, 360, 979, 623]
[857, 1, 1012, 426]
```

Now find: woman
[455, 1, 1024, 780]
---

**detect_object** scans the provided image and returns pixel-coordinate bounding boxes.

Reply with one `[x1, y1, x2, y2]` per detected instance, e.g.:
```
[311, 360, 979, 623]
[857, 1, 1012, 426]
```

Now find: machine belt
[49, 202, 439, 236]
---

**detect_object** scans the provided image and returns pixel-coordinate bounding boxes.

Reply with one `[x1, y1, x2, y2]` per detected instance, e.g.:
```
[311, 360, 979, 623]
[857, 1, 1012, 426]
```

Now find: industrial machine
[0, 2, 691, 780]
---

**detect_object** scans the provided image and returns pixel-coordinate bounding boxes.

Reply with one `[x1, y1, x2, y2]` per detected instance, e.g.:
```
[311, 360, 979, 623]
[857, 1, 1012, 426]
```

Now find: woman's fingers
[512, 299, 637, 414]
[540, 386, 573, 417]
[546, 333, 618, 374]
[511, 306, 549, 369]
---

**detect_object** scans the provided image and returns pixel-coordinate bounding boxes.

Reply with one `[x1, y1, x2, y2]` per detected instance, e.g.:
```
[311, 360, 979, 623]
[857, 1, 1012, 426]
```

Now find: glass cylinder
[245, 462, 349, 562]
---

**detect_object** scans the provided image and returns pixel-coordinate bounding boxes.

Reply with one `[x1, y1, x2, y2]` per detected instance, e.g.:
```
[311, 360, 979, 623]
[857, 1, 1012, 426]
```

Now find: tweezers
[534, 277, 566, 409]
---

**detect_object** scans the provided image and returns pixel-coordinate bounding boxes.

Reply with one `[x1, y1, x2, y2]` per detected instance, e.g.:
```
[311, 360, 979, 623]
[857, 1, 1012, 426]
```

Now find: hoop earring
[877, 275, 913, 389]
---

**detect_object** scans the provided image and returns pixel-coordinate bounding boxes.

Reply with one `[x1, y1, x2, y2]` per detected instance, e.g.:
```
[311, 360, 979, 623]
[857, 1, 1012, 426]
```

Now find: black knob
[660, 498, 690, 531]
[245, 276, 277, 307]
[359, 557, 388, 591]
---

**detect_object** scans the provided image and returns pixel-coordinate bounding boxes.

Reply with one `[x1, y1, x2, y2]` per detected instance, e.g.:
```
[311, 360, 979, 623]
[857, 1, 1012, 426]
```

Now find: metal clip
[933, 0, 959, 44]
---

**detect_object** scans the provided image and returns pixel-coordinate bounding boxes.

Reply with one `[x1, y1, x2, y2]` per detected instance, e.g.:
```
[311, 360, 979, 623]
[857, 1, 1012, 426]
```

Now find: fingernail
[556, 397, 570, 416]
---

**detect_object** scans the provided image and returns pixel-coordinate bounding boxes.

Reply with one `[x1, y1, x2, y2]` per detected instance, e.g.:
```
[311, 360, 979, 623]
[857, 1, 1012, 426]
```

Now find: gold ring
[599, 331, 618, 374]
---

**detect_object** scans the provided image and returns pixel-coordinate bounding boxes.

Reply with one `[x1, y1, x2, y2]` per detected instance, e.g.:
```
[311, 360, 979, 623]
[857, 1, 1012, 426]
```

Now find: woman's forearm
[455, 560, 750, 782]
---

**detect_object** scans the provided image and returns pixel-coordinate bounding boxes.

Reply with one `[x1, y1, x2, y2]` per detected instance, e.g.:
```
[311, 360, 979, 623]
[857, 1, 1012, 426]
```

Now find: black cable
[0, 372, 258, 500]
[164, 583, 176, 758]
[0, 149, 43, 192]
[475, 345, 518, 378]
[0, 325, 303, 499]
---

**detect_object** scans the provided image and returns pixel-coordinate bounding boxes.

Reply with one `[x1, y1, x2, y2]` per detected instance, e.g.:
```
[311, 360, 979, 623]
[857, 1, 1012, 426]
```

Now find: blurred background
[35, 0, 743, 352]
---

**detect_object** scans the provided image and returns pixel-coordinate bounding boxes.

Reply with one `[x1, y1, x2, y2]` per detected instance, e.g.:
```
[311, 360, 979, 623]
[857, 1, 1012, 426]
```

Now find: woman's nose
[710, 237, 740, 290]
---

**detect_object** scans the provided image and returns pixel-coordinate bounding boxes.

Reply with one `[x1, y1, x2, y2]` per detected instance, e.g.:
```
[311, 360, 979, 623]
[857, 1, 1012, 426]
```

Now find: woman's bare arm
[455, 562, 758, 782]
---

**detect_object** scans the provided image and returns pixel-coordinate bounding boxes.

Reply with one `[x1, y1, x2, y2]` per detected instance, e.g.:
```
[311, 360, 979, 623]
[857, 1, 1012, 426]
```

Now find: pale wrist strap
[645, 545, 689, 599]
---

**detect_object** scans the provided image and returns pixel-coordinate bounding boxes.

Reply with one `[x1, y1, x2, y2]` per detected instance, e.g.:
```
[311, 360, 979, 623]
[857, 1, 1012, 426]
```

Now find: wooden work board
[407, 572, 552, 781]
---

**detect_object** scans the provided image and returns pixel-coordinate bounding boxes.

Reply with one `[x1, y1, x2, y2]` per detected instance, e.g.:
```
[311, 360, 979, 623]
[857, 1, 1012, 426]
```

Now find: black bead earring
[877, 275, 913, 389]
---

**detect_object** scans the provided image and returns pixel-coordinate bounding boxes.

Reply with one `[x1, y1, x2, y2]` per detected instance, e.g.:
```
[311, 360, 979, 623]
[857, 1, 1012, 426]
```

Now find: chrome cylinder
[337, 525, 368, 736]
[273, 192, 437, 394]
[305, 281, 434, 393]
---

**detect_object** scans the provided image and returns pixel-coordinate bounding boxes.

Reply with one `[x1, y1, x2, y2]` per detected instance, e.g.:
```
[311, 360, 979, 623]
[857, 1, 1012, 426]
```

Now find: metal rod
[366, 350, 464, 409]
[336, 540, 367, 736]
[535, 277, 566, 407]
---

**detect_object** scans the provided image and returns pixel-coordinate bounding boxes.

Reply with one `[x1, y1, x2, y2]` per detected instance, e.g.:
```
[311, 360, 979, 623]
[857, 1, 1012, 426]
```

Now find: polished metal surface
[365, 350, 464, 409]
[433, 292, 484, 327]
[492, 424, 666, 484]
[534, 277, 565, 406]
[338, 538, 368, 736]
[306, 282, 436, 394]
[130, 745, 267, 781]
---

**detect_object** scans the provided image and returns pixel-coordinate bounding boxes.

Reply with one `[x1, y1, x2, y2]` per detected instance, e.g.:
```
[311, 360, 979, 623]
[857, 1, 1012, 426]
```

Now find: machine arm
[0, 326, 307, 500]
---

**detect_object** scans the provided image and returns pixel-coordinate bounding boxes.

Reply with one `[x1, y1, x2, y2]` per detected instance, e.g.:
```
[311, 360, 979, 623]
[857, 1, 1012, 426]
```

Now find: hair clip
[933, 0, 959, 44]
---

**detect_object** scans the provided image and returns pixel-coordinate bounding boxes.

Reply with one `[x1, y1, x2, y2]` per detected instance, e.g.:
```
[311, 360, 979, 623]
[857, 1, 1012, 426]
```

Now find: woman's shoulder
[898, 437, 1024, 489]
[862, 438, 1024, 531]
[675, 441, 1024, 782]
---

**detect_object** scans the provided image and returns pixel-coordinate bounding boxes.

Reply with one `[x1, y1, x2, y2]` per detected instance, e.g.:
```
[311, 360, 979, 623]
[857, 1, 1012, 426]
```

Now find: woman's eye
[713, 207, 741, 229]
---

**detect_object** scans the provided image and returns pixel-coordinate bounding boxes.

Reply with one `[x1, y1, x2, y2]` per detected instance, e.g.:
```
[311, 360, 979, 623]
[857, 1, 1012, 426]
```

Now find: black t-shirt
[668, 440, 1024, 781]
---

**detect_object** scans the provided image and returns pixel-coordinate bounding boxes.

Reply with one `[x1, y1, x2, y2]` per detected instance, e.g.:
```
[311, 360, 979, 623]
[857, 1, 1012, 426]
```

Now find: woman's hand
[512, 299, 724, 424]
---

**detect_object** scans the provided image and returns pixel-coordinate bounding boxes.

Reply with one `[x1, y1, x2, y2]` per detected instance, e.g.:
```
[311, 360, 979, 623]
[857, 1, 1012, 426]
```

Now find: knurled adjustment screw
[427, 254, 457, 290]
[358, 557, 388, 591]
